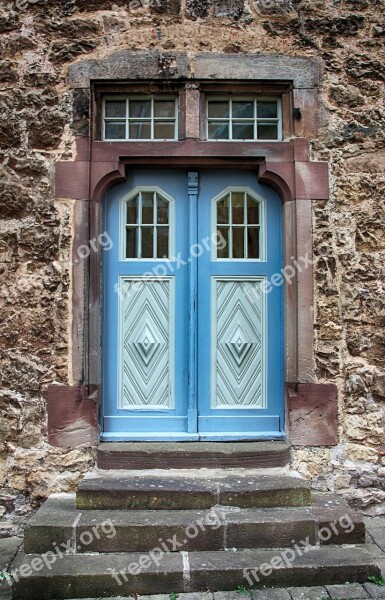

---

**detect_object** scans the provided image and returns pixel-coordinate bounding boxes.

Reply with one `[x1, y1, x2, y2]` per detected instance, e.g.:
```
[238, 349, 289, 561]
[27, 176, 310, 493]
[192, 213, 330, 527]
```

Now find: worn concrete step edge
[97, 441, 291, 470]
[76, 474, 311, 510]
[11, 546, 381, 600]
[24, 495, 322, 554]
[24, 492, 366, 555]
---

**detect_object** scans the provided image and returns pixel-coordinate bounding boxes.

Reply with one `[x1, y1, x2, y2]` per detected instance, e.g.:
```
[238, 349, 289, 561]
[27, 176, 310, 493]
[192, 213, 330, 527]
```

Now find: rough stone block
[326, 583, 369, 598]
[68, 51, 189, 87]
[76, 508, 224, 552]
[363, 582, 385, 598]
[226, 508, 317, 548]
[76, 474, 311, 510]
[24, 494, 77, 554]
[288, 383, 338, 446]
[193, 54, 322, 88]
[287, 587, 330, 600]
[252, 590, 291, 599]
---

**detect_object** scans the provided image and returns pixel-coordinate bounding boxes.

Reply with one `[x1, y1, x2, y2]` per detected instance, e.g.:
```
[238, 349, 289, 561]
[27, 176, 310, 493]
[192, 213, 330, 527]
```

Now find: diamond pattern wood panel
[119, 278, 174, 410]
[213, 279, 265, 409]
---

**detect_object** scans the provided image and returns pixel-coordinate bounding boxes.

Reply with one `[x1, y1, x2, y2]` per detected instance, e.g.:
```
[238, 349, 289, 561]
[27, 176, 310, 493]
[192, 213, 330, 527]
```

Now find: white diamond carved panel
[212, 279, 265, 409]
[119, 277, 174, 410]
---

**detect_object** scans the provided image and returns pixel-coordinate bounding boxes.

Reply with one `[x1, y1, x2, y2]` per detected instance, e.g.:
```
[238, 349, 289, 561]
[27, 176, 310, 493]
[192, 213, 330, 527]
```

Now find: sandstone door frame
[49, 52, 335, 448]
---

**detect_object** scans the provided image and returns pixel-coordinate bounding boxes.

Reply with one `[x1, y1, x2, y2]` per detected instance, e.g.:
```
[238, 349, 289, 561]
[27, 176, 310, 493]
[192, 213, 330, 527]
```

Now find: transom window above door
[101, 92, 283, 141]
[103, 96, 178, 141]
[122, 188, 173, 259]
[213, 188, 265, 260]
[207, 98, 281, 141]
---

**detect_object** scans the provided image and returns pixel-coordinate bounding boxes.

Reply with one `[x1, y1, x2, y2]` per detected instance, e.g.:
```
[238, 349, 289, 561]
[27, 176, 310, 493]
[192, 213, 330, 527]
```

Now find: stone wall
[0, 0, 384, 534]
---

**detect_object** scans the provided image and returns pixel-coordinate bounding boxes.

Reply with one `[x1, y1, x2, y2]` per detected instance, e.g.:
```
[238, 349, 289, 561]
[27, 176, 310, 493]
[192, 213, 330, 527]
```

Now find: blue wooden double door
[102, 169, 284, 441]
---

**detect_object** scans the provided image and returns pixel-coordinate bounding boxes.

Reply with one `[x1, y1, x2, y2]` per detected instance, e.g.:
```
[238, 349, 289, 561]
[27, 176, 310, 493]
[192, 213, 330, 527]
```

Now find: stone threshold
[97, 441, 291, 470]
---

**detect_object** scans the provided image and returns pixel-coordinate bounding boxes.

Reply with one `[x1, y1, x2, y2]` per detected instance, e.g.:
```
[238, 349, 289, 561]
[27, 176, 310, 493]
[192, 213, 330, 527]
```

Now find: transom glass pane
[232, 122, 254, 139]
[257, 122, 278, 140]
[207, 98, 280, 141]
[105, 122, 126, 139]
[215, 191, 261, 259]
[154, 122, 175, 140]
[125, 191, 170, 259]
[105, 101, 126, 118]
[257, 101, 278, 119]
[154, 101, 175, 118]
[130, 100, 151, 118]
[104, 96, 177, 141]
[208, 102, 230, 118]
[232, 101, 253, 118]
[208, 122, 229, 140]
[129, 122, 151, 139]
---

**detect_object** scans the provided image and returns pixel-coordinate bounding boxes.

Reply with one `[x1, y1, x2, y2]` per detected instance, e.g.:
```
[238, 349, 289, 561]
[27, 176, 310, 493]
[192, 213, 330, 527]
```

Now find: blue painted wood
[196, 170, 284, 436]
[102, 170, 189, 437]
[102, 169, 284, 440]
[187, 172, 199, 433]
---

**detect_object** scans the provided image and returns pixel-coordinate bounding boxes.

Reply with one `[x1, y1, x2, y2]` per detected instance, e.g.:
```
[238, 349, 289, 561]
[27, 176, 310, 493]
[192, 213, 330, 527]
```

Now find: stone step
[97, 441, 291, 470]
[11, 546, 380, 600]
[76, 472, 311, 510]
[24, 495, 324, 554]
[24, 492, 365, 555]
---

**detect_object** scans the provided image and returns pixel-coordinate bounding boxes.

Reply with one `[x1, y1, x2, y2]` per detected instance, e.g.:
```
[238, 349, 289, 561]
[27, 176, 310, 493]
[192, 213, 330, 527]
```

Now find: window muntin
[214, 189, 264, 260]
[123, 189, 173, 259]
[207, 98, 281, 141]
[103, 96, 178, 141]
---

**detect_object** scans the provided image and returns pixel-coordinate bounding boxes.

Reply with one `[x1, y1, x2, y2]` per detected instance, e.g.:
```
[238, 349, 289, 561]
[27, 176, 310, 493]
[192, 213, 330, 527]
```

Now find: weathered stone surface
[213, 0, 245, 18]
[252, 591, 291, 600]
[288, 383, 338, 446]
[97, 441, 290, 469]
[23, 494, 77, 554]
[0, 0, 384, 532]
[288, 587, 329, 600]
[151, 0, 181, 15]
[311, 492, 366, 544]
[68, 51, 189, 87]
[326, 582, 369, 599]
[185, 0, 212, 18]
[11, 546, 381, 599]
[193, 53, 321, 87]
[345, 413, 384, 445]
[374, 373, 385, 399]
[76, 473, 311, 510]
[363, 582, 385, 598]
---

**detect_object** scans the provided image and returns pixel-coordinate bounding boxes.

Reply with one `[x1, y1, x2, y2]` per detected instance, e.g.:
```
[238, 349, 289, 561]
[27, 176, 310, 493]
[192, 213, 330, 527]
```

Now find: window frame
[206, 96, 282, 142]
[102, 95, 179, 142]
[211, 186, 266, 262]
[119, 186, 175, 261]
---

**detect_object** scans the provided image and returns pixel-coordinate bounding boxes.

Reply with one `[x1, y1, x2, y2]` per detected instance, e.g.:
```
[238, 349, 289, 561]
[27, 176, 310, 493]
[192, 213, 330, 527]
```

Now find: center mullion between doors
[187, 171, 199, 433]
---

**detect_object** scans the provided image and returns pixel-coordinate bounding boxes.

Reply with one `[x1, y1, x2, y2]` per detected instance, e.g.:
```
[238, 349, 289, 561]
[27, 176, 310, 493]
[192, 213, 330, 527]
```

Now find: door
[102, 169, 283, 440]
